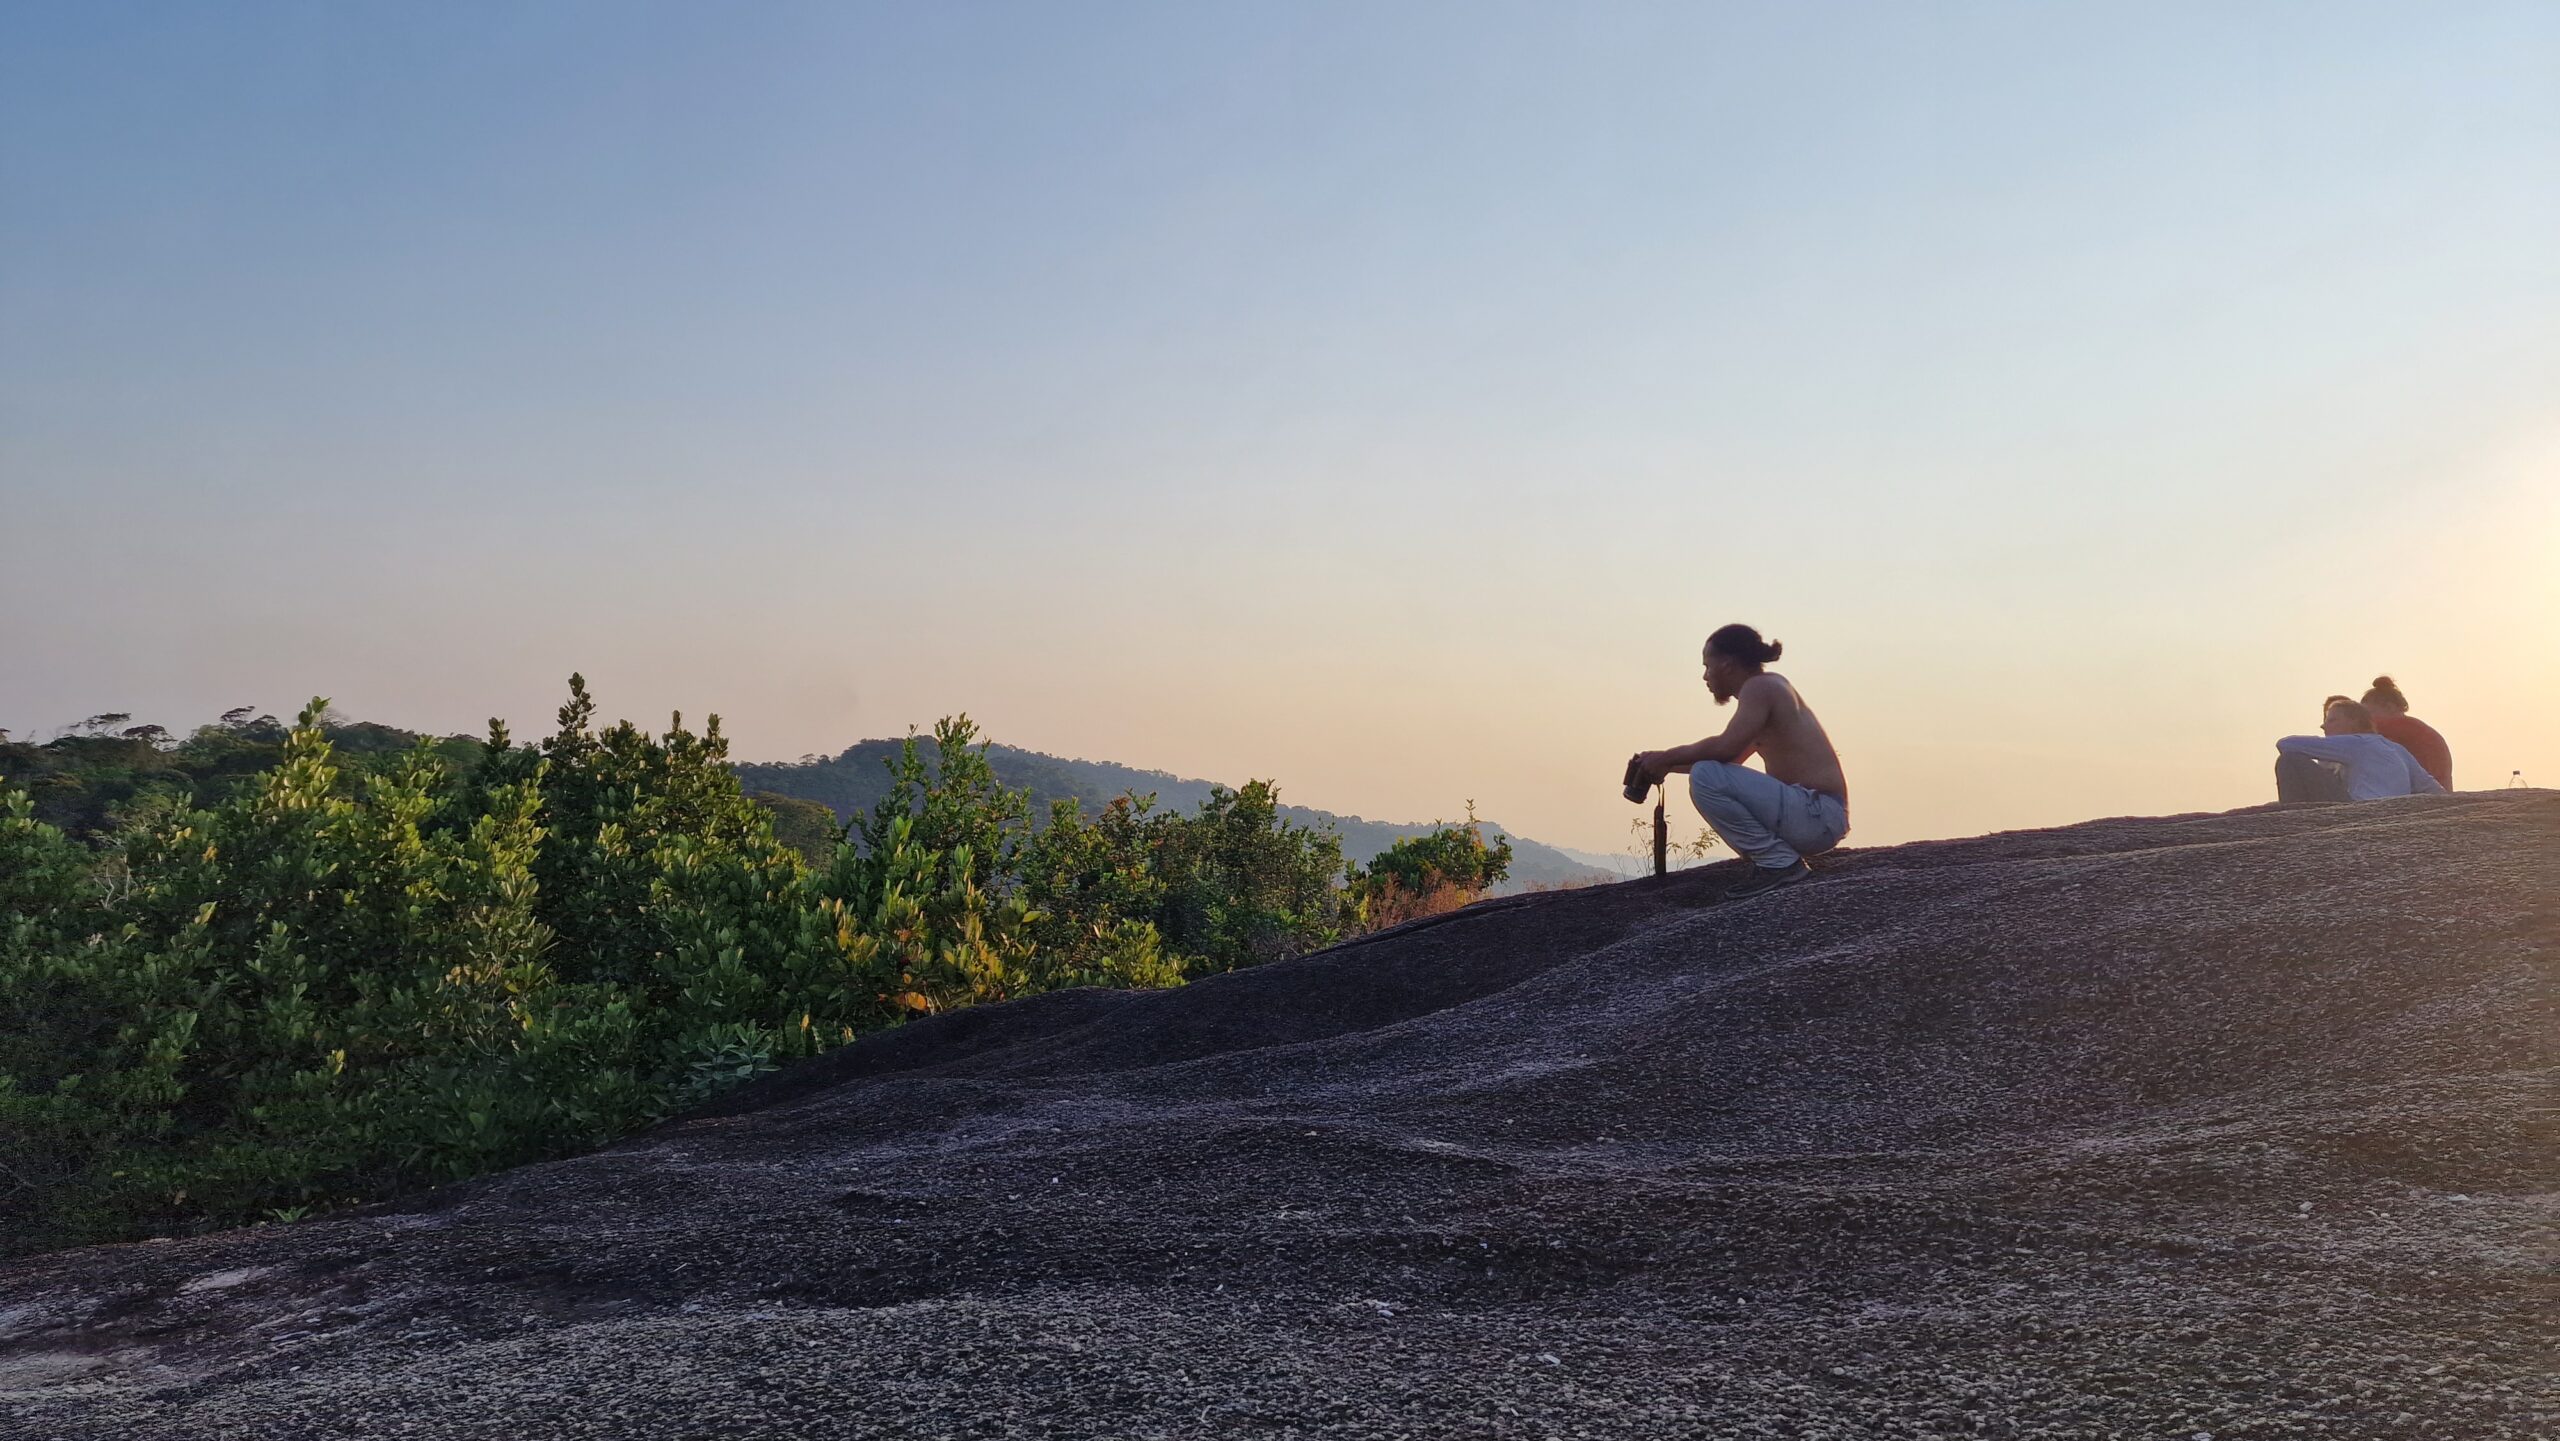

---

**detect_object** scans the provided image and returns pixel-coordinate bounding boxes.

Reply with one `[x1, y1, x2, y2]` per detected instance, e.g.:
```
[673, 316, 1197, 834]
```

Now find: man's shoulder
[2350, 733, 2418, 763]
[1743, 671, 1809, 713]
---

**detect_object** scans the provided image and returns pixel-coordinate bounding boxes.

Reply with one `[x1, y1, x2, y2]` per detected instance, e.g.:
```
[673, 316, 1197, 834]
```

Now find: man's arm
[2402, 746, 2447, 795]
[2275, 734, 2362, 763]
[1642, 679, 1775, 779]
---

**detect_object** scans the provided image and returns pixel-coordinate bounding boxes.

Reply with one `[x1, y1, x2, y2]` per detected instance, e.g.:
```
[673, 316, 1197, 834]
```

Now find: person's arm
[2276, 734, 2363, 763]
[2404, 747, 2446, 796]
[1641, 679, 1775, 779]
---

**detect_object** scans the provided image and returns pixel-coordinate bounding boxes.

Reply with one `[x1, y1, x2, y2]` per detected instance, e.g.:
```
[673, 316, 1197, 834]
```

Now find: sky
[4, 2, 2555, 858]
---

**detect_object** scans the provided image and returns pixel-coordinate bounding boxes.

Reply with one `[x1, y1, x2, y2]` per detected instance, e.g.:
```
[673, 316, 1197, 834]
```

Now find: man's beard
[1708, 684, 1733, 705]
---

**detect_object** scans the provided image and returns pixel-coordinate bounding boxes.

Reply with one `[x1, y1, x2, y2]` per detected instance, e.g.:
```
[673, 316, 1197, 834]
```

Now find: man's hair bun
[1706, 623, 1783, 668]
[2372, 675, 2395, 690]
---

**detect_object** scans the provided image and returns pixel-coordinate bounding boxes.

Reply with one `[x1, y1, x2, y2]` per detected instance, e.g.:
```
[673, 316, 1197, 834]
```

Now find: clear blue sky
[6, 2, 2555, 852]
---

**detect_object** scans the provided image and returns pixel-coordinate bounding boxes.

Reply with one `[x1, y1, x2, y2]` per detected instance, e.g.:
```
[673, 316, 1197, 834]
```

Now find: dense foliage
[0, 683, 1504, 1255]
[1354, 811, 1516, 929]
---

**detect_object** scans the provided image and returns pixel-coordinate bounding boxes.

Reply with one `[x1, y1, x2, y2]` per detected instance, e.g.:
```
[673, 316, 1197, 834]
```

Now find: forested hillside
[5, 713, 1620, 893]
[738, 741, 1618, 891]
[0, 707, 480, 842]
[0, 686, 1521, 1255]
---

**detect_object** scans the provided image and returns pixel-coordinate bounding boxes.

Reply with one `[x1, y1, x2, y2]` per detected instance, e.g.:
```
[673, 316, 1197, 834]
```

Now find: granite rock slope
[2, 793, 2553, 1439]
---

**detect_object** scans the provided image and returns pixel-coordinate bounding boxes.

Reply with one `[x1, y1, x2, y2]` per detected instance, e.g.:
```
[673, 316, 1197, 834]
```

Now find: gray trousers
[1688, 761, 1850, 870]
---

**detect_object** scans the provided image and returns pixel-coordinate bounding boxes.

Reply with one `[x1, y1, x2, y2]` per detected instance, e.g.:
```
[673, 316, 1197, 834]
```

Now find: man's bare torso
[1740, 672, 1848, 803]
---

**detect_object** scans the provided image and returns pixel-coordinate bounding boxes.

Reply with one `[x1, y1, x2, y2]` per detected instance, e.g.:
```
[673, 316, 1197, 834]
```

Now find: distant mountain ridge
[733, 740, 1617, 892]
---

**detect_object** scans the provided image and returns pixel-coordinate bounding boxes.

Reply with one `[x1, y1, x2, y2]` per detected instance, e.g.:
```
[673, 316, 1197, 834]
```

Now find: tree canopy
[0, 682, 1512, 1255]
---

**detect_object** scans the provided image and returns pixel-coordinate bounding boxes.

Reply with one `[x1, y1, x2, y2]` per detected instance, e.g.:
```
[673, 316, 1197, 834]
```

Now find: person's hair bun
[2360, 675, 2410, 710]
[1705, 622, 1784, 668]
[1764, 639, 1784, 662]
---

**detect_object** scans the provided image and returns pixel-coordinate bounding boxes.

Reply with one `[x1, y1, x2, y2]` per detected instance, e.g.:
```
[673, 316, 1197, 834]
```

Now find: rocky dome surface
[3, 793, 2553, 1439]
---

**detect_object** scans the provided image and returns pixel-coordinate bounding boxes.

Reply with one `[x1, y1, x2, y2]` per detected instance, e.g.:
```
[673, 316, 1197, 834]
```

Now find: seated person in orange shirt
[2361, 675, 2453, 791]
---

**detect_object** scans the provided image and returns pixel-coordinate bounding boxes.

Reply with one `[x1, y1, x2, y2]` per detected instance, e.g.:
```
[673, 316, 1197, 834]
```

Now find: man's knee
[1687, 760, 1747, 799]
[2275, 753, 2344, 803]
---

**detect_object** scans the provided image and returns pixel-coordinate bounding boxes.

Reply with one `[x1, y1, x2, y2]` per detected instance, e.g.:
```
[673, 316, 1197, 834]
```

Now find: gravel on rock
[2, 793, 2553, 1439]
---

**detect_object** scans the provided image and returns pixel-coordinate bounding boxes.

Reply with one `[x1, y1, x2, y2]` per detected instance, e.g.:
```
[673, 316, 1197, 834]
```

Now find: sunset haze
[6, 1, 2555, 854]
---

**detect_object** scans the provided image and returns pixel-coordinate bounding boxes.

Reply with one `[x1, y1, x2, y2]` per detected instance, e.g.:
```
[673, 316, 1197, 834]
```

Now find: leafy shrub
[1349, 811, 1515, 929]
[0, 685, 1473, 1256]
[1149, 780, 1353, 972]
[3, 687, 916, 1252]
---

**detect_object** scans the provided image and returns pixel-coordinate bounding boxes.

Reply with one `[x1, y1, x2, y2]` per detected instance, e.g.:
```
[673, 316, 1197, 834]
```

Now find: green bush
[1360, 811, 1513, 895]
[1349, 813, 1515, 930]
[0, 684, 1444, 1255]
[3, 687, 904, 1252]
[1, 707, 612, 1246]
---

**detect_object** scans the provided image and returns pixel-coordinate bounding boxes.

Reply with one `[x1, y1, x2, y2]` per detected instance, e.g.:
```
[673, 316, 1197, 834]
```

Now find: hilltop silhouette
[2, 793, 2551, 1439]
[737, 738, 1619, 890]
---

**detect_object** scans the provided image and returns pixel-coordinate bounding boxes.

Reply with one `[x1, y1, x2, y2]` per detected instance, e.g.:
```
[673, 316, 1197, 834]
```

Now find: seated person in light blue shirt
[2275, 697, 2447, 802]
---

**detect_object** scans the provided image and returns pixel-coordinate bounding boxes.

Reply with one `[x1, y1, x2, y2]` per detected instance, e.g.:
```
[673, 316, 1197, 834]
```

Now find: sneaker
[1723, 859, 1811, 900]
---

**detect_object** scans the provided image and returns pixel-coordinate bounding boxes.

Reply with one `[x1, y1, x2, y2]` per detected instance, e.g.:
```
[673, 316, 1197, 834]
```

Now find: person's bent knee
[2275, 752, 2344, 804]
[1687, 760, 1749, 798]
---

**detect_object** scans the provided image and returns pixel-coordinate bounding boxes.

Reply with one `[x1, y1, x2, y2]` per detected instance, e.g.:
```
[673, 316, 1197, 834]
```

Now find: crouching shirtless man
[1633, 623, 1850, 899]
